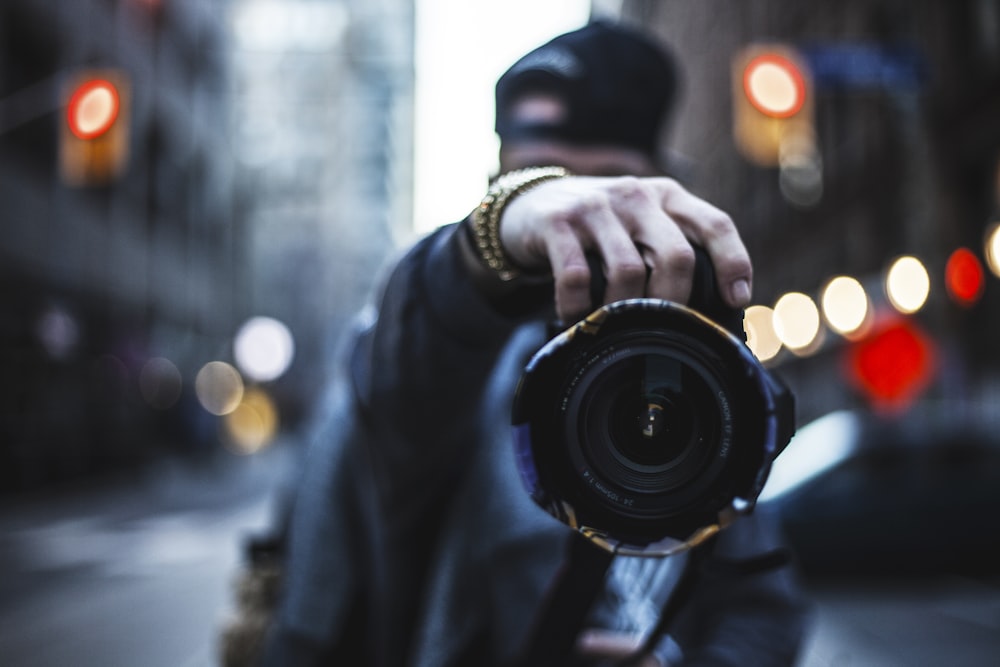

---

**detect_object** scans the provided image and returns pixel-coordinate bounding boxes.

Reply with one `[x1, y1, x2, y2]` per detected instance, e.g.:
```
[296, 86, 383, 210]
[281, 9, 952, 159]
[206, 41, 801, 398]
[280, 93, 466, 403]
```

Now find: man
[259, 20, 807, 666]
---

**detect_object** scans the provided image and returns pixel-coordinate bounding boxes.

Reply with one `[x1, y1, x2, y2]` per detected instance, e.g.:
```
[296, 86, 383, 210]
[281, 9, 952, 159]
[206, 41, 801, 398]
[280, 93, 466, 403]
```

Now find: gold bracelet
[470, 166, 569, 281]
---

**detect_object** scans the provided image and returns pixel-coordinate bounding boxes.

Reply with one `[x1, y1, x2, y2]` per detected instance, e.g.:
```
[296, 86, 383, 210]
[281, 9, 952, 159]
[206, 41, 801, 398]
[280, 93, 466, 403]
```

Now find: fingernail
[730, 278, 751, 305]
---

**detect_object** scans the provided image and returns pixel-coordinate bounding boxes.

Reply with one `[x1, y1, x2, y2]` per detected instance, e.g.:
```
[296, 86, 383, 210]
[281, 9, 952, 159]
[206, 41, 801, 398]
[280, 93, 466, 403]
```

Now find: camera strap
[511, 531, 615, 666]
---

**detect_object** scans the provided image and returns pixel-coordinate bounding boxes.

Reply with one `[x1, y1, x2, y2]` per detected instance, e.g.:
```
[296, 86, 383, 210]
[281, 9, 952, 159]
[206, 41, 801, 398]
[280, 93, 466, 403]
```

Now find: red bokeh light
[845, 317, 937, 414]
[945, 247, 985, 306]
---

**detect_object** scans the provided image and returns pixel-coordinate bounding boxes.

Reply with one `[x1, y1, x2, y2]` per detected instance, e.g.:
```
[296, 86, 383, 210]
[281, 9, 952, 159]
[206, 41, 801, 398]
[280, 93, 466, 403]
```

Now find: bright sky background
[412, 0, 592, 235]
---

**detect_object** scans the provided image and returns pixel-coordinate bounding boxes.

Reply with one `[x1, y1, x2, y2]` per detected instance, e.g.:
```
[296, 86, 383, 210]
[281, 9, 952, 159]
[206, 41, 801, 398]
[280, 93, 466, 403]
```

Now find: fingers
[543, 223, 593, 321]
[599, 176, 696, 305]
[624, 206, 697, 305]
[542, 186, 648, 321]
[587, 208, 648, 304]
[655, 180, 754, 308]
[497, 175, 752, 322]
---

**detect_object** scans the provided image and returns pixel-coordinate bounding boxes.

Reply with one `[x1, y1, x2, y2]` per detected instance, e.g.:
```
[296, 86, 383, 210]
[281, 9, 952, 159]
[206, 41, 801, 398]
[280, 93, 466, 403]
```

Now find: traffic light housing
[60, 69, 130, 186]
[732, 45, 814, 167]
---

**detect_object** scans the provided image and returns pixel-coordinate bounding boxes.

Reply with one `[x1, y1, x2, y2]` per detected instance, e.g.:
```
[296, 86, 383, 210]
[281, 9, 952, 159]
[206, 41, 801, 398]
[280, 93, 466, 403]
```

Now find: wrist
[456, 219, 553, 316]
[469, 166, 569, 280]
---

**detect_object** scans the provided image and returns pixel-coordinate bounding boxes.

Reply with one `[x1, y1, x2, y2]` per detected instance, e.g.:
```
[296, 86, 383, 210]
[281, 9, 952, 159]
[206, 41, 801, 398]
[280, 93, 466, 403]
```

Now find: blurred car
[758, 403, 1000, 576]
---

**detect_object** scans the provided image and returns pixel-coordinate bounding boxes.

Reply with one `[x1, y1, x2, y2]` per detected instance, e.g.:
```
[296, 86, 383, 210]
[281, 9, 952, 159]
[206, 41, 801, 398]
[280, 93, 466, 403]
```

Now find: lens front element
[512, 299, 792, 548]
[568, 345, 724, 499]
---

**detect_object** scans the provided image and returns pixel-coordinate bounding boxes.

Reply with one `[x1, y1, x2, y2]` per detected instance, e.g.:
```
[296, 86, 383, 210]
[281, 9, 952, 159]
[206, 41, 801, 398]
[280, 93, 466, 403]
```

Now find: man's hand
[499, 176, 753, 323]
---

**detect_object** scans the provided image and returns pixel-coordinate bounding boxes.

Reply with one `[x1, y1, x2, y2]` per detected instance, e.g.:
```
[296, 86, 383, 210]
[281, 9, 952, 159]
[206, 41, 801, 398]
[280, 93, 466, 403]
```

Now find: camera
[511, 250, 795, 556]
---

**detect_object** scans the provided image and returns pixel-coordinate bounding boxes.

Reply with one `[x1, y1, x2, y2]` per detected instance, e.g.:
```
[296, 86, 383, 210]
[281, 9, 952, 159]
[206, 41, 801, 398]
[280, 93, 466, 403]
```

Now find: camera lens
[512, 298, 795, 547]
[566, 345, 722, 497]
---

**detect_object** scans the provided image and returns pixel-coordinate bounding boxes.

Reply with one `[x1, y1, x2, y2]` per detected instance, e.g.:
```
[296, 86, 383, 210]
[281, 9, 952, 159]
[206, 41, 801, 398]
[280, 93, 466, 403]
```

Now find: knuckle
[607, 259, 647, 285]
[610, 175, 644, 196]
[656, 176, 684, 198]
[569, 192, 610, 219]
[703, 210, 736, 240]
[560, 264, 592, 291]
[611, 176, 656, 207]
[665, 244, 697, 273]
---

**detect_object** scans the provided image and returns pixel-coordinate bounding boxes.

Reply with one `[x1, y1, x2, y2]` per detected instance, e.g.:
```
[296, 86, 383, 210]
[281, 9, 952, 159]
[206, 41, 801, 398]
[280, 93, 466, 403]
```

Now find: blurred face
[500, 140, 662, 177]
[498, 93, 663, 177]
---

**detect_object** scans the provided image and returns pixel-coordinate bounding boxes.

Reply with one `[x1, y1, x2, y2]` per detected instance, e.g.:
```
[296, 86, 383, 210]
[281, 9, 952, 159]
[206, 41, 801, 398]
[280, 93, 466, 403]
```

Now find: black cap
[494, 21, 678, 157]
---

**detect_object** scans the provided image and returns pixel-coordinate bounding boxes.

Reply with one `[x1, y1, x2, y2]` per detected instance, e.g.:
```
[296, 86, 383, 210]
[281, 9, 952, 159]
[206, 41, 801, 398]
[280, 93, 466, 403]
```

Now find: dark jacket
[262, 223, 809, 666]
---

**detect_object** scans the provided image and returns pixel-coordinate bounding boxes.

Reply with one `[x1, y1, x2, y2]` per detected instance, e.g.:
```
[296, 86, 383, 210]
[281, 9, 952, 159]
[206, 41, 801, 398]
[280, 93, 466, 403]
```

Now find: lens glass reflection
[573, 349, 720, 494]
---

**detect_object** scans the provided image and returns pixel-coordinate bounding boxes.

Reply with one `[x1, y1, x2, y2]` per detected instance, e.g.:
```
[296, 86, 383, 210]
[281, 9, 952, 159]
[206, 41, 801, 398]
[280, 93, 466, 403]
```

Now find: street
[797, 576, 1000, 666]
[1, 444, 999, 667]
[0, 445, 296, 667]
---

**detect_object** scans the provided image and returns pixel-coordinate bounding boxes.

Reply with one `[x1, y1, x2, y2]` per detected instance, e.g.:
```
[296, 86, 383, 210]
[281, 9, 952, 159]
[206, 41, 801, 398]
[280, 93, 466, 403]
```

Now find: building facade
[0, 0, 415, 490]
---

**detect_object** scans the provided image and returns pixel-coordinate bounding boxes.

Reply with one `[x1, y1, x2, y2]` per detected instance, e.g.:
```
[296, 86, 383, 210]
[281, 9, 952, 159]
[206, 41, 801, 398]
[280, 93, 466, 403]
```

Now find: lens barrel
[512, 298, 794, 548]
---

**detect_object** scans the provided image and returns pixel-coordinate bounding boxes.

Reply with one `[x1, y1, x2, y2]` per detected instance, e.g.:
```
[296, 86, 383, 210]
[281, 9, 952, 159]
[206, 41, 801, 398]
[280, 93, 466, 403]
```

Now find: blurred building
[616, 0, 1000, 425]
[228, 0, 414, 422]
[0, 0, 415, 492]
[0, 0, 239, 490]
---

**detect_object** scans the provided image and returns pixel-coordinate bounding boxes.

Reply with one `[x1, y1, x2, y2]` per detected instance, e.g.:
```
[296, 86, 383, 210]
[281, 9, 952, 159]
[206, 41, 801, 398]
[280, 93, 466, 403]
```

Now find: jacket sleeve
[259, 332, 377, 665]
[345, 222, 557, 665]
[355, 222, 551, 515]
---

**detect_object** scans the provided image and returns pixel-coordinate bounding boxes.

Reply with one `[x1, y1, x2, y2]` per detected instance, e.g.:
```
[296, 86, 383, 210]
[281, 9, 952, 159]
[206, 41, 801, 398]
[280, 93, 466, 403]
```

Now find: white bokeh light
[743, 305, 782, 362]
[772, 292, 821, 352]
[234, 316, 295, 383]
[985, 222, 1000, 278]
[195, 361, 245, 416]
[885, 255, 930, 314]
[821, 276, 869, 336]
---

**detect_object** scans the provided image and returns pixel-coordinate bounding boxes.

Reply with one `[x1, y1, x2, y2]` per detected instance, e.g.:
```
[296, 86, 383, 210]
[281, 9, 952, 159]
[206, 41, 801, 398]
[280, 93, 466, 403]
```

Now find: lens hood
[512, 298, 794, 556]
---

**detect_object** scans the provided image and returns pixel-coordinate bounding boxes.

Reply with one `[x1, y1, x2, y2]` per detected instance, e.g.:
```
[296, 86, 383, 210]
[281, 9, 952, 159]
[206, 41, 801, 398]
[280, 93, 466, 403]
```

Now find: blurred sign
[800, 43, 926, 90]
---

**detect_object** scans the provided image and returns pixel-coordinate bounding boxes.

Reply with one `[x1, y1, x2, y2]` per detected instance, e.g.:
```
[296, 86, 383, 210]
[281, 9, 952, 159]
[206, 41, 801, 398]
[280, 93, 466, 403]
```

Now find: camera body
[511, 253, 795, 555]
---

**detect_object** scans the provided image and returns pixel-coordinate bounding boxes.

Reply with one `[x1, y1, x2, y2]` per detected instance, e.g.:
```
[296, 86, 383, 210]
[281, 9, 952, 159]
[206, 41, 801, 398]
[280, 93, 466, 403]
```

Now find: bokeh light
[139, 357, 183, 410]
[223, 388, 279, 455]
[846, 318, 937, 414]
[778, 151, 823, 207]
[944, 247, 985, 306]
[984, 222, 1000, 278]
[772, 292, 821, 353]
[885, 255, 930, 314]
[743, 53, 807, 118]
[821, 276, 870, 337]
[37, 305, 79, 360]
[195, 361, 244, 416]
[234, 316, 295, 383]
[743, 305, 783, 362]
[67, 79, 120, 139]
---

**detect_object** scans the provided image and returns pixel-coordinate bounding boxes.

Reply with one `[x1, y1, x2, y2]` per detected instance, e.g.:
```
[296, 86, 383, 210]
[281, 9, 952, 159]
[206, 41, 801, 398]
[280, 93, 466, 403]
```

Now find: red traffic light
[66, 79, 120, 140]
[743, 53, 807, 118]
